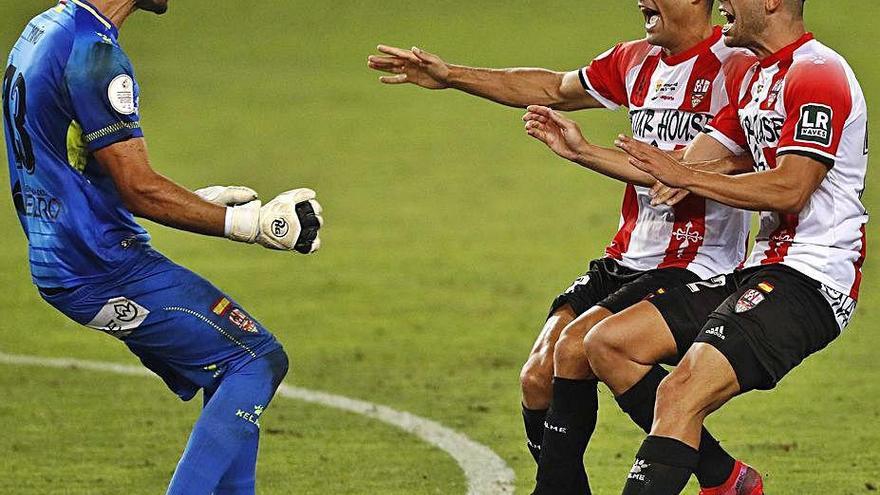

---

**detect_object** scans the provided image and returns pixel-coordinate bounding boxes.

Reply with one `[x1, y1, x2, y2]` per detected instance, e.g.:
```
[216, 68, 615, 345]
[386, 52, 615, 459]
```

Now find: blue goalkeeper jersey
[4, 0, 149, 288]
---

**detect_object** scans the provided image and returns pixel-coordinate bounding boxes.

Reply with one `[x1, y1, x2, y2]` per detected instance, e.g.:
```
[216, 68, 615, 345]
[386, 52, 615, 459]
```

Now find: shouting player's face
[718, 0, 764, 49]
[638, 0, 711, 49]
[136, 0, 169, 14]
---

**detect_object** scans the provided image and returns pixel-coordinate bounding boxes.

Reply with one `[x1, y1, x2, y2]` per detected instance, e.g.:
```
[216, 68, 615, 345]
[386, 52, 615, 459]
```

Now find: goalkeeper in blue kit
[3, 0, 324, 493]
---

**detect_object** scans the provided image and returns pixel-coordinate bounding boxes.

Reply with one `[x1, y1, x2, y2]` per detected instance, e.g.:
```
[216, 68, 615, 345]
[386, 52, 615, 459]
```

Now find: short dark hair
[706, 0, 715, 12]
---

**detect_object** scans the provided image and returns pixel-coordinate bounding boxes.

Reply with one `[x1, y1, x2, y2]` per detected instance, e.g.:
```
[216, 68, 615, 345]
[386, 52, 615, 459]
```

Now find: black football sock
[522, 404, 548, 463]
[694, 432, 737, 488]
[532, 378, 598, 495]
[621, 435, 698, 495]
[615, 366, 736, 488]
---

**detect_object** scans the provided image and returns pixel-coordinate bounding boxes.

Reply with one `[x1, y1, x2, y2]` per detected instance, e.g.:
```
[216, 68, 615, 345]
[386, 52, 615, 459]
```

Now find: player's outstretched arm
[95, 138, 227, 236]
[617, 135, 827, 214]
[95, 138, 323, 253]
[368, 45, 602, 111]
[522, 105, 657, 186]
[648, 134, 755, 206]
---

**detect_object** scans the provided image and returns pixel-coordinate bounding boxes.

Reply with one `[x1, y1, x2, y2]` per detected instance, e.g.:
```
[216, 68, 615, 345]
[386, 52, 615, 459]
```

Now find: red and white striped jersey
[706, 34, 869, 300]
[580, 27, 756, 279]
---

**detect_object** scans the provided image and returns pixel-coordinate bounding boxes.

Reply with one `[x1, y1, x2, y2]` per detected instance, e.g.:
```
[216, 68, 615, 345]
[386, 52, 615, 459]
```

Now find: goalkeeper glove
[194, 185, 259, 206]
[224, 188, 323, 254]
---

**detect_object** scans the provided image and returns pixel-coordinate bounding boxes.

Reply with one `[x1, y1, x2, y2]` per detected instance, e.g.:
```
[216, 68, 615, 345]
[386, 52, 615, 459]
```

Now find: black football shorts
[550, 257, 701, 318]
[650, 264, 853, 391]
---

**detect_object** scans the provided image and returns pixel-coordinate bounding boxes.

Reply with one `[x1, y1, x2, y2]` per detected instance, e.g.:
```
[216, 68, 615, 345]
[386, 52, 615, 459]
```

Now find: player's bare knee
[553, 330, 586, 371]
[520, 358, 552, 401]
[655, 368, 705, 417]
[583, 320, 627, 380]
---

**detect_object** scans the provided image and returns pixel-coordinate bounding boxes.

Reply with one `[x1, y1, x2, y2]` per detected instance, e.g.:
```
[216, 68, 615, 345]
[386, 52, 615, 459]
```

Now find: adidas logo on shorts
[704, 325, 726, 340]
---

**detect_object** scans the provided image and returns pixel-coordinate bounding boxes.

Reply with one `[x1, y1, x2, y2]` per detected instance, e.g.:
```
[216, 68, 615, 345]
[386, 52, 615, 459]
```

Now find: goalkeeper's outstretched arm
[367, 45, 604, 111]
[95, 138, 324, 254]
[95, 138, 228, 236]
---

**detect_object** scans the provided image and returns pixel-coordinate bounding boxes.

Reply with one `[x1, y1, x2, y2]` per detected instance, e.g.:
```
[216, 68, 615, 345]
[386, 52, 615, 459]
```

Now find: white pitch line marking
[0, 352, 515, 494]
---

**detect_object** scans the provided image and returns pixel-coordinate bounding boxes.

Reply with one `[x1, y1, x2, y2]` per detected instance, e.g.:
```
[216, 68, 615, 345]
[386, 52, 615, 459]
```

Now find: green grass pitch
[1, 1, 878, 493]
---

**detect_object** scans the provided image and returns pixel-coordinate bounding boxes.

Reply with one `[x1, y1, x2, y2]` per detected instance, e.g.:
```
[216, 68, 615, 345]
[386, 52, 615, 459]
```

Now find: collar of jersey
[759, 32, 814, 68]
[70, 0, 119, 37]
[661, 26, 722, 66]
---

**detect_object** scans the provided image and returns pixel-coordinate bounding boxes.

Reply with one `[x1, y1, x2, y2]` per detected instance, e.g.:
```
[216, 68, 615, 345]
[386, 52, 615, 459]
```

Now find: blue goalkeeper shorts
[39, 246, 284, 401]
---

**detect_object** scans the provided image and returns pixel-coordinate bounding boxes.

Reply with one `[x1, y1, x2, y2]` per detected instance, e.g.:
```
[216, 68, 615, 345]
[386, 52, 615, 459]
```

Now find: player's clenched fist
[225, 189, 323, 254]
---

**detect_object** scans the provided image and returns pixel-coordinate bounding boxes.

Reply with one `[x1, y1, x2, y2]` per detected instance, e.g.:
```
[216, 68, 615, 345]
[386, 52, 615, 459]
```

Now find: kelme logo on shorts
[795, 103, 833, 147]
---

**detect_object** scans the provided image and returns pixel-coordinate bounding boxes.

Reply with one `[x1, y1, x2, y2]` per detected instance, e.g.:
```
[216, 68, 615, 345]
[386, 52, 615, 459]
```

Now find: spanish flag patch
[211, 297, 232, 316]
[757, 282, 775, 294]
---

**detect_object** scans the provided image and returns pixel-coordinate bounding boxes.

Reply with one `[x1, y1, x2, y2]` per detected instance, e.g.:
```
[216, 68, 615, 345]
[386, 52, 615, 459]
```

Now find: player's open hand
[523, 105, 589, 162]
[650, 182, 690, 206]
[615, 135, 694, 189]
[368, 45, 449, 89]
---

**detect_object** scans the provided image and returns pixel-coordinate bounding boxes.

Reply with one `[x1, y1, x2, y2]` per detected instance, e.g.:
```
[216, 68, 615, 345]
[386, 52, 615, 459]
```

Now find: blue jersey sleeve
[64, 36, 144, 152]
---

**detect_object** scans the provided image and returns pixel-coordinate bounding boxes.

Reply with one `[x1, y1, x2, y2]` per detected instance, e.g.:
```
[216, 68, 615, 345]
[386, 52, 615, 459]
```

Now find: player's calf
[166, 349, 289, 495]
[621, 344, 740, 495]
[652, 344, 739, 444]
[520, 305, 575, 463]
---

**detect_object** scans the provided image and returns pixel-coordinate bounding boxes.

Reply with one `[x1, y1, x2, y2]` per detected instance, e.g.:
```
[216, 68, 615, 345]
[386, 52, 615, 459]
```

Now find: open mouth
[640, 5, 661, 31]
[719, 6, 736, 34]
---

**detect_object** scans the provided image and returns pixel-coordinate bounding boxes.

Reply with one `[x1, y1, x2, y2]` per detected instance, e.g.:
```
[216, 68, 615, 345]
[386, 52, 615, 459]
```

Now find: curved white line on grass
[0, 352, 515, 494]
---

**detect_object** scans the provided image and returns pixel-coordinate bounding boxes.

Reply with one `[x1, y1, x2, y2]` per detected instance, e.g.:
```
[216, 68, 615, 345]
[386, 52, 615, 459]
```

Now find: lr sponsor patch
[735, 288, 766, 313]
[794, 103, 833, 146]
[86, 297, 149, 338]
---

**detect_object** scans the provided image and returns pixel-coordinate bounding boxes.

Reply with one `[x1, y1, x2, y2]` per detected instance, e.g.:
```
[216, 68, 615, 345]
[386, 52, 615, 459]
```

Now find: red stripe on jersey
[739, 69, 762, 110]
[606, 184, 640, 260]
[684, 47, 722, 113]
[761, 213, 800, 264]
[737, 232, 750, 270]
[629, 54, 663, 108]
[760, 65, 790, 111]
[850, 224, 867, 300]
[658, 195, 707, 269]
[583, 40, 654, 108]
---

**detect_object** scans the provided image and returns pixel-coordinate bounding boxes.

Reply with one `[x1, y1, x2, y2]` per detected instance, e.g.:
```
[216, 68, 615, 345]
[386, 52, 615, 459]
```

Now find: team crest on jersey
[795, 103, 833, 147]
[229, 308, 258, 334]
[691, 79, 711, 107]
[765, 80, 784, 107]
[734, 289, 766, 313]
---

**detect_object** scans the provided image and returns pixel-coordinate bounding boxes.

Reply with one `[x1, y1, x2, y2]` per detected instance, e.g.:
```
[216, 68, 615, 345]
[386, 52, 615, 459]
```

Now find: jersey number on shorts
[2, 64, 36, 174]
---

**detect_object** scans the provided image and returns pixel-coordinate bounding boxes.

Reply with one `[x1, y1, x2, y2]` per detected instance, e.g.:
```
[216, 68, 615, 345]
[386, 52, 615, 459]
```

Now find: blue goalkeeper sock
[166, 349, 289, 495]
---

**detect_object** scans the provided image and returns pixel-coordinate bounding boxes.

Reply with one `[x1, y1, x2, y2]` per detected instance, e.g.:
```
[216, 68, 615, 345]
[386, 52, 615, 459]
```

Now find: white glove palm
[225, 188, 323, 254]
